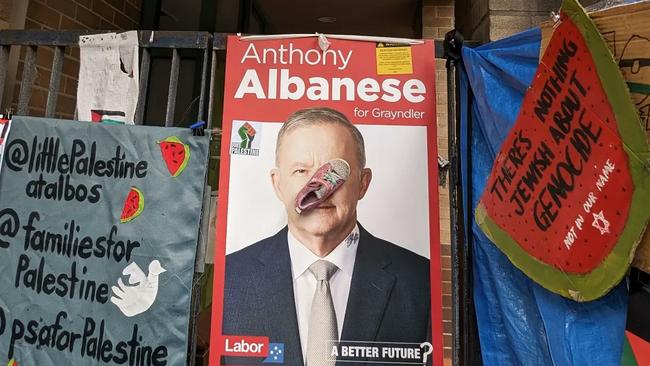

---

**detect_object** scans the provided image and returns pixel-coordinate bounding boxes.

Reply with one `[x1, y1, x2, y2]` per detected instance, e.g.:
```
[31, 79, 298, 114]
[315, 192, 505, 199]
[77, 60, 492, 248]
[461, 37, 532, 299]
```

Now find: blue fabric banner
[461, 28, 628, 366]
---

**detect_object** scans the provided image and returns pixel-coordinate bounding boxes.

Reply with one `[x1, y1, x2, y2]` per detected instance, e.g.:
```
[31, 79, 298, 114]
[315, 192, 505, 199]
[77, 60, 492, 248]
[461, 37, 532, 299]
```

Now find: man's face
[271, 123, 372, 239]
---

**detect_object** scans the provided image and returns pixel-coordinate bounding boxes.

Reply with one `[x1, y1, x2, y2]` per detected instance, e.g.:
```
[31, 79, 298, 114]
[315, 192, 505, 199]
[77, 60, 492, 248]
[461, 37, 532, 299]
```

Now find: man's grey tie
[306, 259, 339, 366]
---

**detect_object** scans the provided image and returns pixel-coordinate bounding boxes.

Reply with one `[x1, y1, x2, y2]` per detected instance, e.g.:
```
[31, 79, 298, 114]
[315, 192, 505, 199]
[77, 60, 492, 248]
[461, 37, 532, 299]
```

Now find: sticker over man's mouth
[295, 158, 350, 214]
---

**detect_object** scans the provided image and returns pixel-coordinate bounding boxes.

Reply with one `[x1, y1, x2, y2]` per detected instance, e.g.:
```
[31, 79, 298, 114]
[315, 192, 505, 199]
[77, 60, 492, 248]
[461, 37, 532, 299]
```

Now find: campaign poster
[211, 35, 442, 366]
[0, 116, 209, 365]
[476, 0, 650, 301]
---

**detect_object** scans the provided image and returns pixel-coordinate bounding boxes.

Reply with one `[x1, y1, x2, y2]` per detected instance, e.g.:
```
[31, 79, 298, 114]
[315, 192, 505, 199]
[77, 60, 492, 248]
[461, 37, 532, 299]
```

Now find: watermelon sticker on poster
[120, 187, 144, 222]
[158, 136, 191, 177]
[211, 35, 443, 366]
[475, 0, 650, 301]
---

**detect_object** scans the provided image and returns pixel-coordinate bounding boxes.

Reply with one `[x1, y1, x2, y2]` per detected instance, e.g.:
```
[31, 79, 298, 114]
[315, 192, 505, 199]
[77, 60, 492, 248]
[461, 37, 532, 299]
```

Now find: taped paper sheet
[77, 31, 139, 125]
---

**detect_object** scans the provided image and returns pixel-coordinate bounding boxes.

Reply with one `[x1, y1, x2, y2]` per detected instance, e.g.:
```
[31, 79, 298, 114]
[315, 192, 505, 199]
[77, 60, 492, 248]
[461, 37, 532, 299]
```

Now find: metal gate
[0, 29, 478, 366]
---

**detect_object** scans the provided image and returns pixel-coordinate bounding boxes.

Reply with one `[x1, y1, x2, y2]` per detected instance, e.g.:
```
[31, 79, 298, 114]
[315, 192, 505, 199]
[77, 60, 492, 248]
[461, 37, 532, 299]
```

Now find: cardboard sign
[476, 0, 650, 301]
[0, 117, 209, 364]
[210, 35, 442, 366]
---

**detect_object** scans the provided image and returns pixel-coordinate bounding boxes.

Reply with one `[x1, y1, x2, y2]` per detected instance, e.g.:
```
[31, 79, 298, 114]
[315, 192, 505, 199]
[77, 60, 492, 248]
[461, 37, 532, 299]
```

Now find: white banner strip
[238, 33, 424, 45]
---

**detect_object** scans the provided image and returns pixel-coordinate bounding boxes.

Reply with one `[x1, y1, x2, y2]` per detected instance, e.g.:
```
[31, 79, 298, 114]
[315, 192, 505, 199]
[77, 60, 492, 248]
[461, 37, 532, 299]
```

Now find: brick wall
[422, 0, 453, 365]
[488, 0, 559, 41]
[488, 0, 604, 40]
[12, 0, 142, 118]
[456, 0, 567, 42]
[0, 0, 12, 27]
[455, 0, 489, 42]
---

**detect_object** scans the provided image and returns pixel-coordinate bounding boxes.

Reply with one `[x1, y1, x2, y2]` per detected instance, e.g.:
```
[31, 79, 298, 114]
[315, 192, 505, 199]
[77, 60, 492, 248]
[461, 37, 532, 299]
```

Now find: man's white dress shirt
[287, 225, 360, 363]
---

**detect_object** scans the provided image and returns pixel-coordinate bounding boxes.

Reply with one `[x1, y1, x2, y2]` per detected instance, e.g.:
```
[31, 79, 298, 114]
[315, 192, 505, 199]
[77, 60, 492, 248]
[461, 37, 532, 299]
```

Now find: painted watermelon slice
[475, 0, 650, 301]
[120, 187, 144, 223]
[158, 136, 190, 177]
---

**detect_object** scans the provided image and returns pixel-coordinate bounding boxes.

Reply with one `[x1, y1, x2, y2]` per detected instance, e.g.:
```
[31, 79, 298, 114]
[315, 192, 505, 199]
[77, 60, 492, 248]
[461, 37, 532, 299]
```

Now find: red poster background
[210, 35, 442, 365]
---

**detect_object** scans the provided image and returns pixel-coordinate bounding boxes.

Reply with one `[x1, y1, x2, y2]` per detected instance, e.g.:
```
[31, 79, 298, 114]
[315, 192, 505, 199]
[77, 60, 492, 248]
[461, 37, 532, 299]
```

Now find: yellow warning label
[376, 46, 413, 75]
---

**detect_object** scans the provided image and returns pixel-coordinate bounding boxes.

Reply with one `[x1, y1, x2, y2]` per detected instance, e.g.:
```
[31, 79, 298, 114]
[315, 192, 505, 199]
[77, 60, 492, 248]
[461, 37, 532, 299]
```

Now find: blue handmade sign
[0, 116, 209, 365]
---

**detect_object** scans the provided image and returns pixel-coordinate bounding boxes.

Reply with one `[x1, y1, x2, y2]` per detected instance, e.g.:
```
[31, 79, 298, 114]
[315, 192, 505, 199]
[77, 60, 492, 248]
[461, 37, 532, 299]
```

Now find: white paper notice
[77, 31, 139, 124]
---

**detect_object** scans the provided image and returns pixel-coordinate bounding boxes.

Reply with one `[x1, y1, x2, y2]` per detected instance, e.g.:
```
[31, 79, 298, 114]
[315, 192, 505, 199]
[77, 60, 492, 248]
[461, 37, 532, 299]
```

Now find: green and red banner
[476, 0, 650, 301]
[622, 331, 650, 365]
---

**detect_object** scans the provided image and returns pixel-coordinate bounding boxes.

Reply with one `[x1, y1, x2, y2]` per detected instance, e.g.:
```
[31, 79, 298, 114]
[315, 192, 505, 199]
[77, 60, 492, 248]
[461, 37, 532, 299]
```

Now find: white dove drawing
[110, 260, 167, 317]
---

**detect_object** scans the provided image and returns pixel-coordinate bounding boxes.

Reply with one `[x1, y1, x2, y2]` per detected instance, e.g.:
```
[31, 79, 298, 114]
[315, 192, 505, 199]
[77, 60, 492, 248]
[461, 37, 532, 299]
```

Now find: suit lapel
[256, 228, 305, 366]
[340, 225, 396, 342]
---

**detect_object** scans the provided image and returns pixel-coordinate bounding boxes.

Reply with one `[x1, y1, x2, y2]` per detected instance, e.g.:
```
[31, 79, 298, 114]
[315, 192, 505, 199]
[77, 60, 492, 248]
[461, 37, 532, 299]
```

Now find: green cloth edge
[475, 0, 650, 301]
[620, 334, 638, 366]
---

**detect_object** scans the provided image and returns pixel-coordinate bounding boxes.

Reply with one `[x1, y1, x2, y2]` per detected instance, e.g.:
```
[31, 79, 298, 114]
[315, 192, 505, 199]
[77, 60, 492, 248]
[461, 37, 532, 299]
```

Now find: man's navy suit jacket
[222, 224, 431, 365]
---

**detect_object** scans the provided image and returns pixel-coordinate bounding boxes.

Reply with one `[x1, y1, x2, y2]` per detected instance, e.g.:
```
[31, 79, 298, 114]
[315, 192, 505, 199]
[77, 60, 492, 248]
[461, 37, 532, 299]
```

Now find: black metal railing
[0, 29, 229, 366]
[0, 30, 229, 128]
[0, 29, 456, 365]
